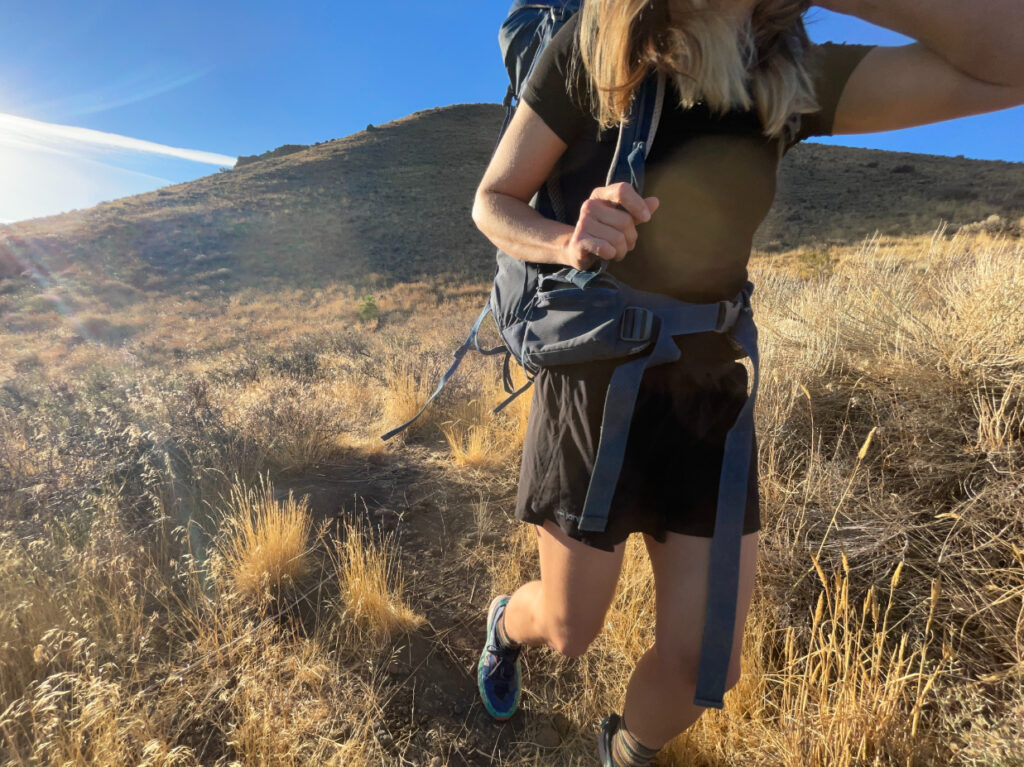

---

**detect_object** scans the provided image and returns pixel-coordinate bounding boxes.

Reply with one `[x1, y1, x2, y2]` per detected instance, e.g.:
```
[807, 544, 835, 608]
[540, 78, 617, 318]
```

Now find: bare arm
[472, 101, 659, 270]
[812, 0, 1024, 134]
[818, 0, 1024, 85]
[471, 101, 575, 266]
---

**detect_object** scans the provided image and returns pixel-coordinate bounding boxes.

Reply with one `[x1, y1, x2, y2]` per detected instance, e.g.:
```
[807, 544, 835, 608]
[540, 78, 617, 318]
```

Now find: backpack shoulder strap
[605, 70, 666, 194]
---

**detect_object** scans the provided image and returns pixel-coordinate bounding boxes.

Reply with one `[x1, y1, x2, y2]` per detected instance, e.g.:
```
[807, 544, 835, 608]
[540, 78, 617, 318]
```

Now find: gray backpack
[382, 0, 759, 711]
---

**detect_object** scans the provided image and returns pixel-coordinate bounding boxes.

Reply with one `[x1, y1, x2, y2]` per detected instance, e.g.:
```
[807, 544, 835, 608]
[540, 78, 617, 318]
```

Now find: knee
[546, 622, 600, 658]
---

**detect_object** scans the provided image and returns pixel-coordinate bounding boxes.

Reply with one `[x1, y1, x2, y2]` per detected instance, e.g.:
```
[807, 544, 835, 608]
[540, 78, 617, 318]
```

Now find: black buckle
[620, 306, 654, 343]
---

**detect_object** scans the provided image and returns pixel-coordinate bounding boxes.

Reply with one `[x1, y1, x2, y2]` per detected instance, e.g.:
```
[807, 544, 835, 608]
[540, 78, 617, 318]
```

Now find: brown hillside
[1, 103, 1022, 297]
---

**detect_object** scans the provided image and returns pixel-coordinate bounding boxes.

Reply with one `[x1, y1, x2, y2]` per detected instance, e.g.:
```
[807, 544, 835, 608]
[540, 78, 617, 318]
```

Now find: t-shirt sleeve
[788, 41, 876, 146]
[519, 14, 593, 145]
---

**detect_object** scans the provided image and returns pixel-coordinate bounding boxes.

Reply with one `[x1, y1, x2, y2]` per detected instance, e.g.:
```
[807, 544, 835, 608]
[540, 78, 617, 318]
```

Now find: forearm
[816, 0, 1024, 86]
[472, 190, 573, 266]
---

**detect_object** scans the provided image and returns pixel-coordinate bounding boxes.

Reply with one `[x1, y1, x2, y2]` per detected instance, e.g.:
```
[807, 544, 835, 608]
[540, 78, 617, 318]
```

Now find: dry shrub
[3, 225, 1024, 765]
[217, 376, 352, 470]
[663, 556, 949, 767]
[0, 491, 166, 763]
[216, 473, 313, 603]
[332, 515, 424, 652]
[1, 629, 184, 767]
[955, 695, 1024, 767]
[0, 481, 376, 765]
[0, 408, 37, 490]
[743, 229, 1023, 763]
[971, 374, 1024, 458]
[763, 558, 947, 765]
[162, 595, 379, 767]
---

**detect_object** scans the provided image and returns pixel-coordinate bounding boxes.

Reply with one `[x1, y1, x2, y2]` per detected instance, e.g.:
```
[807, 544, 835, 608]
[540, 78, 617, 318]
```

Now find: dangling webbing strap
[693, 304, 759, 710]
[575, 289, 759, 711]
[380, 304, 493, 441]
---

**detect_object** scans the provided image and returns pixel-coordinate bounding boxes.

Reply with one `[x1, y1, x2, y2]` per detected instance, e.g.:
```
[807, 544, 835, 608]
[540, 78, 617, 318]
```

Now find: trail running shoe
[597, 712, 622, 767]
[477, 594, 522, 721]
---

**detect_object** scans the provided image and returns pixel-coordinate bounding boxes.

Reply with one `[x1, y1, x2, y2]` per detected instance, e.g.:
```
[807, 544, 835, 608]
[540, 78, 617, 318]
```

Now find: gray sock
[609, 715, 659, 766]
[495, 604, 523, 650]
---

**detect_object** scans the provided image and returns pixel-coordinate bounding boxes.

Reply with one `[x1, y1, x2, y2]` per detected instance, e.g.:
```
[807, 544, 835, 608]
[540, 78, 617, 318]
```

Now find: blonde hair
[574, 0, 818, 139]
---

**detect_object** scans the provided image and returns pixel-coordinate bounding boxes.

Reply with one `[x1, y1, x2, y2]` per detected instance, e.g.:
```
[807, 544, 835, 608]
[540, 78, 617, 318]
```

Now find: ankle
[495, 604, 523, 650]
[609, 714, 660, 767]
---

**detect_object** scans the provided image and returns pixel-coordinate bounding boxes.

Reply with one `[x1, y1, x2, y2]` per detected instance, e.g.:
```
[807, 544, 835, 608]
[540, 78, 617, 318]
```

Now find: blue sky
[1, 1, 1022, 223]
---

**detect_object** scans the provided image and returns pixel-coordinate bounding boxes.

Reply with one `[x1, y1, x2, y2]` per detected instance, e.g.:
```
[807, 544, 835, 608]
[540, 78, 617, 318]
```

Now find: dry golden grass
[216, 473, 314, 602]
[1, 226, 1022, 765]
[332, 515, 425, 652]
[442, 417, 499, 469]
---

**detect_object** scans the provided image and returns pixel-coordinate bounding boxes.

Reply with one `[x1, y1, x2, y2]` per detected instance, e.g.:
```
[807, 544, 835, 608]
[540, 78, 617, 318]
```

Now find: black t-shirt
[521, 13, 874, 305]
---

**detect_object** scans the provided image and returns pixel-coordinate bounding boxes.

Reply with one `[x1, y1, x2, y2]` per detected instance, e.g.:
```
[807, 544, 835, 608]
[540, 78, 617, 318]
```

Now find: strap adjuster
[715, 298, 744, 333]
[620, 306, 654, 343]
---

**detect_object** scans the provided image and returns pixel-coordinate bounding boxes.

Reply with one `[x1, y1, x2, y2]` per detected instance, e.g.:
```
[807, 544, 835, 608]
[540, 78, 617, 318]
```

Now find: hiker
[471, 0, 1024, 764]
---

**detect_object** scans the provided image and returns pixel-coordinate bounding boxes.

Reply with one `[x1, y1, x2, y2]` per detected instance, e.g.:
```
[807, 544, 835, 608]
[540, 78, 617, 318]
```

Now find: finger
[590, 207, 638, 251]
[643, 196, 660, 217]
[582, 220, 629, 260]
[583, 198, 639, 239]
[590, 182, 652, 223]
[573, 236, 614, 264]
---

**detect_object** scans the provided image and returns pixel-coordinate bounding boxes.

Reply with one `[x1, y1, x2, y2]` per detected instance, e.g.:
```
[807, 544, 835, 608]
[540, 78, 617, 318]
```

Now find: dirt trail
[271, 447, 556, 766]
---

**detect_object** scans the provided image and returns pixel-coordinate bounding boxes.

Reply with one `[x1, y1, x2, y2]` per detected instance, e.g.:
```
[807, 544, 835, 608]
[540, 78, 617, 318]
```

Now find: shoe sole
[477, 594, 520, 721]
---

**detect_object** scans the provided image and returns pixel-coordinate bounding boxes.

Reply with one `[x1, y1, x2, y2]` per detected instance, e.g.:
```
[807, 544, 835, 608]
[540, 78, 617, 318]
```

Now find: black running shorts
[514, 334, 761, 552]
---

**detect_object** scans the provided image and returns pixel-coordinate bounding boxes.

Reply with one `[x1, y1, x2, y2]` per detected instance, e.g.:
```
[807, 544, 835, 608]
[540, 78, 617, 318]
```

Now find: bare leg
[501, 519, 627, 656]
[620, 531, 759, 749]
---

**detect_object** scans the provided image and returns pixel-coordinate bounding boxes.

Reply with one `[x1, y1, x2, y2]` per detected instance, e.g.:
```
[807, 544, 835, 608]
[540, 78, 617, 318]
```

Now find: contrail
[0, 112, 236, 167]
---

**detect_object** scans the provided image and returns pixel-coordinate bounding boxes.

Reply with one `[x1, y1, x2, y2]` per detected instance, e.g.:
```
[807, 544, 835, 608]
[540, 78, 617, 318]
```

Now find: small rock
[429, 758, 442, 767]
[533, 721, 561, 748]
[452, 701, 464, 715]
[387, 661, 408, 676]
[376, 729, 393, 747]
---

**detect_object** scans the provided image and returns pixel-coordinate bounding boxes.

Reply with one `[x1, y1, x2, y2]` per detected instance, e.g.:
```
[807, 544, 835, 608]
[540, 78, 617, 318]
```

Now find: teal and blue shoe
[477, 594, 522, 721]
